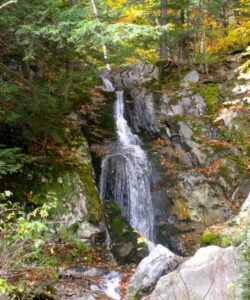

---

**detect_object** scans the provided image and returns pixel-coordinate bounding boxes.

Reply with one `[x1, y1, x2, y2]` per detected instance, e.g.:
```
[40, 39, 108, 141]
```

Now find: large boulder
[27, 117, 104, 244]
[150, 246, 241, 300]
[113, 62, 159, 90]
[123, 244, 180, 300]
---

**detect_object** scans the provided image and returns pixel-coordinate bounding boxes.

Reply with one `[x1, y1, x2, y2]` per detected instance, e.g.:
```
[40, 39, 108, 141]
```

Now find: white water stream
[100, 79, 154, 243]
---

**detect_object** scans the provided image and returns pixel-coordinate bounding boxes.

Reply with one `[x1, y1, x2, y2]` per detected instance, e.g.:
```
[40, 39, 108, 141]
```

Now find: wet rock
[104, 202, 148, 264]
[61, 267, 107, 278]
[119, 242, 134, 257]
[233, 180, 250, 200]
[123, 245, 180, 300]
[27, 125, 103, 245]
[150, 246, 241, 300]
[128, 88, 157, 133]
[157, 169, 245, 256]
[59, 268, 121, 300]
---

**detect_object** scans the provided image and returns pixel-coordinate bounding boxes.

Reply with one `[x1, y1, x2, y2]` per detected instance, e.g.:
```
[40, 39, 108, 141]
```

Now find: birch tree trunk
[0, 0, 17, 10]
[90, 0, 111, 70]
[160, 0, 168, 61]
[199, 1, 209, 75]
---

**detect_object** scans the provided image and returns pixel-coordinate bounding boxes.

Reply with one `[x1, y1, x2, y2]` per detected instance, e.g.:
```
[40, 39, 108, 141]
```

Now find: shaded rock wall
[1, 115, 104, 245]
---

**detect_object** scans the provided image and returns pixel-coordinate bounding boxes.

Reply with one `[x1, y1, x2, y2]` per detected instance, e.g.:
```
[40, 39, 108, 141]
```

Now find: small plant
[240, 219, 250, 300]
[0, 191, 57, 299]
[195, 84, 220, 115]
[201, 232, 232, 247]
[0, 146, 34, 177]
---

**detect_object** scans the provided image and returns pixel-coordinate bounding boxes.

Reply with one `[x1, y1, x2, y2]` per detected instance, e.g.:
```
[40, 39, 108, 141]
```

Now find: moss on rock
[202, 232, 232, 247]
[104, 201, 148, 264]
[193, 83, 220, 115]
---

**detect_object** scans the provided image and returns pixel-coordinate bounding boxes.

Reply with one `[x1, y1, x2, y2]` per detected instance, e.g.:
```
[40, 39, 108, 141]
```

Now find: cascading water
[100, 79, 154, 242]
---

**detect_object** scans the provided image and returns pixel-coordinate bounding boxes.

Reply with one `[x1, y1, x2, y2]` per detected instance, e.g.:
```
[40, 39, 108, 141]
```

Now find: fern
[0, 146, 34, 176]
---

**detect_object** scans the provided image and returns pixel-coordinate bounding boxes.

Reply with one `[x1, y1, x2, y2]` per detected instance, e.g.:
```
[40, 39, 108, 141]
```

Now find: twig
[0, 0, 17, 10]
[178, 267, 190, 300]
[202, 252, 223, 300]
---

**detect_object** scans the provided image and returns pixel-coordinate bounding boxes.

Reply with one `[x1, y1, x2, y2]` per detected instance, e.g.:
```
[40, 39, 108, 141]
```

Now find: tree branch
[0, 0, 17, 10]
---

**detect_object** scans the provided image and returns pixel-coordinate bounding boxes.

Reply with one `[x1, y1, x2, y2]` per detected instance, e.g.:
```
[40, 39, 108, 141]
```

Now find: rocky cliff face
[110, 49, 250, 255]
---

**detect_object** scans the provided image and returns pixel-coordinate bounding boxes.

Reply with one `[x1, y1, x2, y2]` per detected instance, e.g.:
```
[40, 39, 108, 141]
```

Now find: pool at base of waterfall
[59, 266, 121, 300]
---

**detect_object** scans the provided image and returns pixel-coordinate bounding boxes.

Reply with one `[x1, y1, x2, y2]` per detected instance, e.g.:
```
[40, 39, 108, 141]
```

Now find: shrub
[0, 191, 57, 299]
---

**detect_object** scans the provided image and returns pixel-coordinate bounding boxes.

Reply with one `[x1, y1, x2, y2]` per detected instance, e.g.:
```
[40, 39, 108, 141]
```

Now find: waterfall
[102, 77, 114, 92]
[100, 79, 154, 242]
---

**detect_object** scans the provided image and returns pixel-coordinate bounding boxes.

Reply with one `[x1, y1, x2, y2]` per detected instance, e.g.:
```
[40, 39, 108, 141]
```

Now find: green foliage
[202, 232, 232, 247]
[227, 155, 249, 179]
[0, 0, 164, 169]
[195, 84, 220, 115]
[58, 224, 86, 249]
[0, 191, 57, 285]
[104, 201, 147, 264]
[0, 146, 34, 176]
[241, 247, 250, 299]
[0, 278, 25, 299]
[240, 220, 250, 300]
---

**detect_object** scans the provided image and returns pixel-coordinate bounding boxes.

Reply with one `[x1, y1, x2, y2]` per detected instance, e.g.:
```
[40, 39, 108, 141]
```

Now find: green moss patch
[202, 232, 232, 247]
[104, 201, 147, 264]
[193, 83, 220, 115]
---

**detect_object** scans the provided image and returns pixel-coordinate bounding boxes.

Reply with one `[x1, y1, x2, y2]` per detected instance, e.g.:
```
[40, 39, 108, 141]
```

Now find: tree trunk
[186, 0, 191, 66]
[90, 0, 111, 70]
[178, 5, 186, 63]
[199, 1, 209, 75]
[160, 0, 168, 61]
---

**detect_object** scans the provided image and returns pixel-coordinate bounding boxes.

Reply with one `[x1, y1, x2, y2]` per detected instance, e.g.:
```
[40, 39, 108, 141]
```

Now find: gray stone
[179, 174, 233, 224]
[129, 88, 157, 133]
[160, 93, 206, 118]
[57, 177, 63, 184]
[150, 246, 241, 300]
[178, 122, 206, 165]
[77, 221, 101, 241]
[178, 122, 193, 139]
[215, 108, 239, 130]
[182, 70, 200, 87]
[241, 192, 250, 212]
[216, 67, 227, 79]
[119, 242, 134, 257]
[113, 63, 159, 89]
[123, 245, 179, 300]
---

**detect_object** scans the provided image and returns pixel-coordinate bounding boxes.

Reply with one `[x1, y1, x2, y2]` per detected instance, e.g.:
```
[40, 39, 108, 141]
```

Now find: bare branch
[0, 0, 17, 10]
